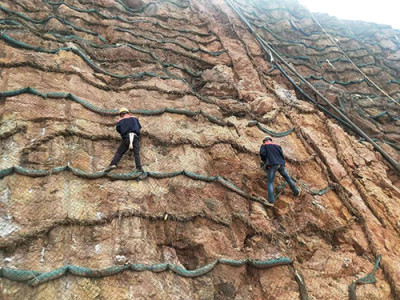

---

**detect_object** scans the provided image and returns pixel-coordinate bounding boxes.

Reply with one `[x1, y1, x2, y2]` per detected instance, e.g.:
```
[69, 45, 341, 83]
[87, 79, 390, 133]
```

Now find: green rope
[247, 121, 294, 137]
[317, 58, 396, 76]
[348, 255, 381, 300]
[359, 137, 400, 152]
[0, 19, 21, 26]
[305, 75, 374, 88]
[388, 80, 400, 85]
[273, 181, 287, 200]
[383, 140, 400, 151]
[370, 111, 399, 121]
[298, 181, 334, 196]
[0, 257, 291, 286]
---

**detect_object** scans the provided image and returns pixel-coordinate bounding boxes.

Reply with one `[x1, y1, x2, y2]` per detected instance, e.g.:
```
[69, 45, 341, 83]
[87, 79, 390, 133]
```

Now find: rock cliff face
[0, 0, 399, 299]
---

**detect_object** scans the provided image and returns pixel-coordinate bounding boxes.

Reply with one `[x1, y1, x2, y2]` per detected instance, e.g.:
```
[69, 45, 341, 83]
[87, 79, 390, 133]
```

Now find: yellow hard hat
[119, 107, 129, 114]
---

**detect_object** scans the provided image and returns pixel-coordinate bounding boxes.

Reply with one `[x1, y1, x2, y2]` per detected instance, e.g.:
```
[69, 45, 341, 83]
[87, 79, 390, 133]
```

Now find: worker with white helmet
[105, 108, 143, 172]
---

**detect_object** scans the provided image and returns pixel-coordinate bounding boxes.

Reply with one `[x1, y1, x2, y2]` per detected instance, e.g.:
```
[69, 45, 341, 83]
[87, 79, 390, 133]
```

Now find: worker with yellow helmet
[105, 108, 143, 172]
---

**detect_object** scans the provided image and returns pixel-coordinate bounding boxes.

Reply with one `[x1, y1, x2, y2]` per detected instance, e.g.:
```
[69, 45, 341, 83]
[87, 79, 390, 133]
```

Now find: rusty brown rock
[0, 0, 399, 299]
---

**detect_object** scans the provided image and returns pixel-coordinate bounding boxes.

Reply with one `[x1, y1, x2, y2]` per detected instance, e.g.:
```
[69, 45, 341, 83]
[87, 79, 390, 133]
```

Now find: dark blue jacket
[116, 115, 141, 138]
[259, 141, 285, 166]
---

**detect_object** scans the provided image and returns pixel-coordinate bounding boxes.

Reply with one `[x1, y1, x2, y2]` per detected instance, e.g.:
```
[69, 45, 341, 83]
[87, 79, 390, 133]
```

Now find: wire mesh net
[0, 0, 391, 298]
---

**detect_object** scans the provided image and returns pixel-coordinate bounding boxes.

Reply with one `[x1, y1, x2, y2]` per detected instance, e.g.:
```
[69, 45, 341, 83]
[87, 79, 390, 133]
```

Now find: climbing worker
[259, 136, 301, 205]
[105, 108, 143, 172]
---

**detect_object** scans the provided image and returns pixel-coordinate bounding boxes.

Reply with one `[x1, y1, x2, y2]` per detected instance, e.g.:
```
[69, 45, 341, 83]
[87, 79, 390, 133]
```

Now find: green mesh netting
[0, 3, 230, 84]
[0, 5, 106, 42]
[246, 4, 399, 85]
[0, 257, 292, 286]
[114, 26, 226, 56]
[255, 6, 398, 53]
[1, 28, 203, 80]
[41, 0, 207, 37]
[0, 32, 159, 79]
[0, 165, 267, 205]
[42, 0, 215, 44]
[0, 87, 295, 137]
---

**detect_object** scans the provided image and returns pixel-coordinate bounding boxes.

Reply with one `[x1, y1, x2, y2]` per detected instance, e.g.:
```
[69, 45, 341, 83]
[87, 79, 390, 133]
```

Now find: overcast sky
[298, 0, 400, 30]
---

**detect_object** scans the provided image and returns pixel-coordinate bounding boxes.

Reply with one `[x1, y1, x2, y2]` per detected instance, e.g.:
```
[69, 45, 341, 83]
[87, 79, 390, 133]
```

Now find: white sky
[298, 0, 400, 30]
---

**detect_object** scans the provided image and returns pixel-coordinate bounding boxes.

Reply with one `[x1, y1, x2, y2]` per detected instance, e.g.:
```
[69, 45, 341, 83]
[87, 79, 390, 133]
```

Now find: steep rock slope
[0, 0, 399, 299]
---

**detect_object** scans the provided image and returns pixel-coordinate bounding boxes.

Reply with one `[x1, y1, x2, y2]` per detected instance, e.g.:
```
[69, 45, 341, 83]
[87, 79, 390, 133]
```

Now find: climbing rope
[0, 257, 292, 286]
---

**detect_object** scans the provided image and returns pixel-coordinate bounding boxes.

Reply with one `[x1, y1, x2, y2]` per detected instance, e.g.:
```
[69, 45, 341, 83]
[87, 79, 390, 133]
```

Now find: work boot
[104, 165, 117, 172]
[136, 166, 144, 173]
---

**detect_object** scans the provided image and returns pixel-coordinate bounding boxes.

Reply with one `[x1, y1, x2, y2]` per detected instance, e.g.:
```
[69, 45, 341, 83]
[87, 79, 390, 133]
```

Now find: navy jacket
[116, 115, 141, 138]
[259, 141, 285, 166]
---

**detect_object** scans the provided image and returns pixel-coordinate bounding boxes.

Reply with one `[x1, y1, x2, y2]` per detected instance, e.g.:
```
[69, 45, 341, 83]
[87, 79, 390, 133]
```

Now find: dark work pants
[110, 136, 142, 168]
[267, 164, 298, 203]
